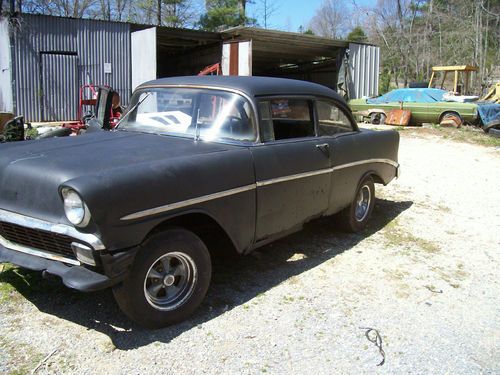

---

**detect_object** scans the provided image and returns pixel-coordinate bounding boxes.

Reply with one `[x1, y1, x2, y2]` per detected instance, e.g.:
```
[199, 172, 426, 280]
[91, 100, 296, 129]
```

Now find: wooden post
[428, 71, 435, 88]
[454, 70, 459, 93]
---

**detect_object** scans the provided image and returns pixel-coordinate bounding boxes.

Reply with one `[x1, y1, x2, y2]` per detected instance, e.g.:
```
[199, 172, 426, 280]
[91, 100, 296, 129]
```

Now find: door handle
[316, 143, 330, 157]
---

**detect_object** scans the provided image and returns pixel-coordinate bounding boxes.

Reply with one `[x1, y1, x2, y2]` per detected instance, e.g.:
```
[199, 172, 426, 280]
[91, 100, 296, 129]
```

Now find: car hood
[0, 131, 238, 223]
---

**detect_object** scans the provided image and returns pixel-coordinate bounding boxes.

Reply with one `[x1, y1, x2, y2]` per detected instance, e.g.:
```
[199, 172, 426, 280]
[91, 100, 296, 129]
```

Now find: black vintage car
[0, 76, 400, 328]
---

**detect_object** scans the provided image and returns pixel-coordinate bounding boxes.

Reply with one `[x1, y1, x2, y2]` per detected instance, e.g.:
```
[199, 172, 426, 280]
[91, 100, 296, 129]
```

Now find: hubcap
[355, 185, 371, 222]
[144, 252, 197, 311]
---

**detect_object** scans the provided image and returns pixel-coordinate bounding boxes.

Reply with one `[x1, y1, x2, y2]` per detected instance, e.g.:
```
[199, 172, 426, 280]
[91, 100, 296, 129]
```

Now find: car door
[314, 99, 365, 215]
[250, 98, 332, 242]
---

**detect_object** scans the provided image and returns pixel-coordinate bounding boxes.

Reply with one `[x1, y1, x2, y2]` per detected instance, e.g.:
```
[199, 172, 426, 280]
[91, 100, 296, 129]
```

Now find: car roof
[138, 76, 344, 102]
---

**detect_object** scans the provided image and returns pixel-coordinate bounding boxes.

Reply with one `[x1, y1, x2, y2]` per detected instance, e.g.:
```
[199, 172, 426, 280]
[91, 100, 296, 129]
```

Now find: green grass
[0, 335, 44, 375]
[421, 124, 500, 147]
[0, 263, 71, 307]
[383, 219, 440, 254]
[361, 122, 500, 147]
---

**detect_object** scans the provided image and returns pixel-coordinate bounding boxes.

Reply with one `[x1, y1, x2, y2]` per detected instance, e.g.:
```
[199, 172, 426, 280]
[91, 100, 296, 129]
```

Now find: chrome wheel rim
[355, 185, 371, 222]
[144, 252, 197, 311]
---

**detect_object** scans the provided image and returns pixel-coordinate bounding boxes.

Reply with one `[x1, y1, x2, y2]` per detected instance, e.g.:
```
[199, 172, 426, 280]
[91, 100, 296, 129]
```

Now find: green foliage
[298, 25, 314, 35]
[379, 70, 392, 95]
[369, 0, 500, 90]
[347, 26, 367, 43]
[198, 0, 255, 31]
[24, 126, 38, 140]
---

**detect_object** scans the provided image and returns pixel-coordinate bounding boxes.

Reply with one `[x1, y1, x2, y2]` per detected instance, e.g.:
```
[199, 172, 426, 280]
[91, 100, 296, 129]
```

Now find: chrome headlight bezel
[61, 188, 91, 227]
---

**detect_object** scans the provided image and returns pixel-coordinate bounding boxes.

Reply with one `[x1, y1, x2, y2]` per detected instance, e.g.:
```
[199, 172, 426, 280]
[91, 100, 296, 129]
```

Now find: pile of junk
[0, 84, 121, 143]
[349, 65, 500, 137]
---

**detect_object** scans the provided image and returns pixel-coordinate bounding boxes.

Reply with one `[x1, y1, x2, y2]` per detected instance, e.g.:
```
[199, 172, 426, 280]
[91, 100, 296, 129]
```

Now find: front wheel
[369, 112, 386, 125]
[339, 176, 375, 232]
[113, 228, 212, 329]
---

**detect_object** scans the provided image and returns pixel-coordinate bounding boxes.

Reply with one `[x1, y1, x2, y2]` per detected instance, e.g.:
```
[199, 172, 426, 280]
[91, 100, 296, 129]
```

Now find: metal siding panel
[12, 14, 131, 122]
[41, 54, 78, 121]
[349, 43, 380, 99]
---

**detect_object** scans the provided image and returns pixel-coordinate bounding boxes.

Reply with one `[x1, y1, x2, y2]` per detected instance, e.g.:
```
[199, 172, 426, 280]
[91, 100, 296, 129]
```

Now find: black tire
[36, 127, 72, 139]
[369, 112, 386, 125]
[339, 175, 375, 232]
[113, 228, 212, 329]
[488, 128, 500, 138]
[409, 81, 429, 88]
[483, 119, 500, 133]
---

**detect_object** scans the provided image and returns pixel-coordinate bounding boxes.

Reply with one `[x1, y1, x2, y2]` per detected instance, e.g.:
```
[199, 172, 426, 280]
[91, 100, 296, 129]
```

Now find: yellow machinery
[428, 65, 478, 95]
[482, 82, 500, 103]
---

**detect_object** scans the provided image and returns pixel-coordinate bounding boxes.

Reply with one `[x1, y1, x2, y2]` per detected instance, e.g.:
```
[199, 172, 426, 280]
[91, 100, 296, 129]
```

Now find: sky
[246, 0, 377, 32]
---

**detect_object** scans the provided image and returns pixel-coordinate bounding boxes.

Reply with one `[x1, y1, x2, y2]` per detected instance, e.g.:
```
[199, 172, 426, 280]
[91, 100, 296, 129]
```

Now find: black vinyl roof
[138, 76, 343, 101]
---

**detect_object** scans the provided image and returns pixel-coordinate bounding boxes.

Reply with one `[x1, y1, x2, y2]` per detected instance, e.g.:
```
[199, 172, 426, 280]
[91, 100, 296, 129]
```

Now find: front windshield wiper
[115, 93, 151, 129]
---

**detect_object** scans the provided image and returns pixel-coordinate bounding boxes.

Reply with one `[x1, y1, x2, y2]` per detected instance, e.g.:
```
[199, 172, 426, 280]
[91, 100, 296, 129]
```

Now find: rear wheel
[339, 176, 375, 232]
[113, 228, 211, 329]
[439, 111, 463, 127]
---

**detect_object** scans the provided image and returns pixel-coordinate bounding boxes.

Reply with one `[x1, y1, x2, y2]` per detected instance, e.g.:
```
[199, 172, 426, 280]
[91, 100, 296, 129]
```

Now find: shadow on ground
[0, 198, 412, 350]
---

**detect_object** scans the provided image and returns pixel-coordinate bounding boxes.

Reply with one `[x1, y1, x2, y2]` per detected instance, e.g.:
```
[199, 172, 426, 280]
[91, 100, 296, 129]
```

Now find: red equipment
[63, 84, 121, 134]
[198, 63, 221, 76]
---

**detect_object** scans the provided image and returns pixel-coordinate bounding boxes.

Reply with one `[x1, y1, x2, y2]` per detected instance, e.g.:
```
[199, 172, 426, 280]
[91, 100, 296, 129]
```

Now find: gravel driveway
[1, 128, 499, 374]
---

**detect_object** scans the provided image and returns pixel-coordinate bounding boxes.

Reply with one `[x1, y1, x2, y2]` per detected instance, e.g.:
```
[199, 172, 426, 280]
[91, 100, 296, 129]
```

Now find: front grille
[0, 221, 76, 258]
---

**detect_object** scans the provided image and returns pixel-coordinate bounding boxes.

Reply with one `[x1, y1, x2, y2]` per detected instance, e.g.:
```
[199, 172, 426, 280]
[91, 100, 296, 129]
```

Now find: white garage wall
[0, 17, 13, 113]
[221, 40, 252, 76]
[132, 27, 157, 90]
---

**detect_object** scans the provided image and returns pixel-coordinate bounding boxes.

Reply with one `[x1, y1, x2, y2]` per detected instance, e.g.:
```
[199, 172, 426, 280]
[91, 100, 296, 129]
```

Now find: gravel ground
[1, 128, 499, 374]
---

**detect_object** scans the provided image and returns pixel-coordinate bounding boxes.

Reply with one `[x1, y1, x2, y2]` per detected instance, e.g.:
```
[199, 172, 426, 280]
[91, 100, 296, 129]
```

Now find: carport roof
[220, 27, 375, 60]
[131, 24, 222, 54]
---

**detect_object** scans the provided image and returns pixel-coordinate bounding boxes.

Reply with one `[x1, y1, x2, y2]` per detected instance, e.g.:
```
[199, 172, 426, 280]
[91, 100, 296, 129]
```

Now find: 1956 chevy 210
[0, 76, 400, 328]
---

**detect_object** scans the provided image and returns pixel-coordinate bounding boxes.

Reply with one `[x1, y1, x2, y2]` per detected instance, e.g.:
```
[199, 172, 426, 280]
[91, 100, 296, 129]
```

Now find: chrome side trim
[0, 234, 81, 266]
[120, 158, 399, 221]
[120, 184, 257, 221]
[0, 209, 105, 250]
[332, 158, 399, 171]
[256, 168, 332, 187]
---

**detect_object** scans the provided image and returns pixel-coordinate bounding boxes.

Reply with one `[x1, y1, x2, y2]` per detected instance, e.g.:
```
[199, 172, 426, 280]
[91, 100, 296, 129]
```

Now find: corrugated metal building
[0, 14, 380, 122]
[1, 14, 131, 122]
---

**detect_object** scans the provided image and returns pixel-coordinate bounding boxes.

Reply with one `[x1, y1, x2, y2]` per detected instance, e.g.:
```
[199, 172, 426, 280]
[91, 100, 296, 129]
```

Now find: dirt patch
[1, 130, 499, 374]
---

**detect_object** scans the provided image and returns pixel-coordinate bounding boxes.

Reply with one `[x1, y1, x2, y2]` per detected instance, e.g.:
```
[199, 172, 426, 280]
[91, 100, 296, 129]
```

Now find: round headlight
[61, 188, 90, 226]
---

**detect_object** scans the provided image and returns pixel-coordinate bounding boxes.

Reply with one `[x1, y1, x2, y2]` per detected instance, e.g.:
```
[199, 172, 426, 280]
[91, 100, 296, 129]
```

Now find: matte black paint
[0, 76, 399, 291]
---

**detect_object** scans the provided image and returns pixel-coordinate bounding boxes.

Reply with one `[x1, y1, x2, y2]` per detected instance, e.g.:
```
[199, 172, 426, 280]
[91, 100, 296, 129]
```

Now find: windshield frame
[116, 84, 260, 145]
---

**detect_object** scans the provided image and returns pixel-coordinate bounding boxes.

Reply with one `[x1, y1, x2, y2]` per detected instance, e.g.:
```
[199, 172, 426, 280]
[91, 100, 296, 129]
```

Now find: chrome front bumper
[0, 208, 105, 266]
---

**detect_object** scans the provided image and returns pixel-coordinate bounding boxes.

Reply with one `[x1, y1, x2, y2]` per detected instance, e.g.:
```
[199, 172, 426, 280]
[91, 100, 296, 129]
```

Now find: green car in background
[349, 88, 478, 125]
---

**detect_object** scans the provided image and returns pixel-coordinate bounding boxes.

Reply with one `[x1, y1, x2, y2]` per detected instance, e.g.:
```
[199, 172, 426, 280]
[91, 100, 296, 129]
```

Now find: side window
[317, 100, 356, 135]
[259, 99, 315, 142]
[196, 93, 256, 142]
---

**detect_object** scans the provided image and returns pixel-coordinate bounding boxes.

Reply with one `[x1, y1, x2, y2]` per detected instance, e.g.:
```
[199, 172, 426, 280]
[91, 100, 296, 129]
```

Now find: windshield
[117, 87, 256, 142]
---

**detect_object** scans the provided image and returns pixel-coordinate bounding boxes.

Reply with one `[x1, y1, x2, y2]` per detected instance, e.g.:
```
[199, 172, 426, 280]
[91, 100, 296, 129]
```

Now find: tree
[361, 0, 500, 92]
[20, 0, 96, 17]
[254, 0, 280, 29]
[131, 0, 195, 27]
[161, 0, 195, 27]
[347, 26, 367, 42]
[308, 0, 350, 39]
[198, 0, 254, 31]
[298, 25, 314, 35]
